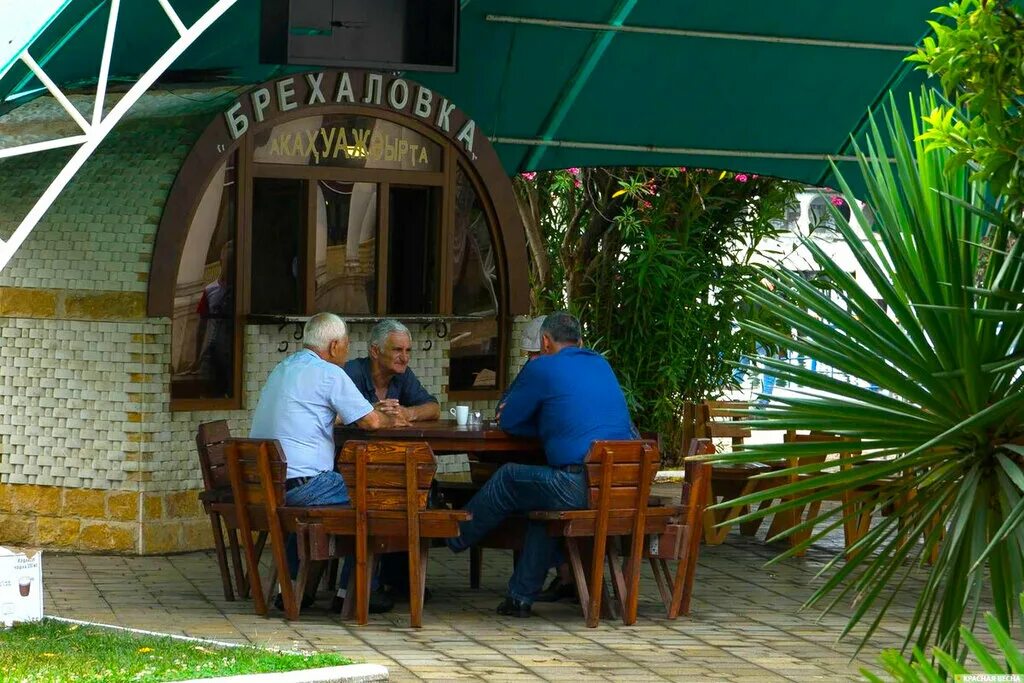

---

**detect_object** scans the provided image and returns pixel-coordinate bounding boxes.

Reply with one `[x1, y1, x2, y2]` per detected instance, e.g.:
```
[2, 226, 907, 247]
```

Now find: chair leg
[586, 535, 608, 628]
[209, 512, 234, 601]
[226, 528, 248, 598]
[565, 538, 590, 623]
[470, 546, 482, 589]
[650, 558, 673, 616]
[325, 558, 338, 591]
[606, 541, 629, 624]
[408, 543, 424, 629]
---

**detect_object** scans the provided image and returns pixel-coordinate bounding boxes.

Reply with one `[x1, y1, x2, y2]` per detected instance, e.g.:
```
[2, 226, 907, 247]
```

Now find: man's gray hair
[369, 319, 411, 350]
[540, 311, 581, 345]
[303, 312, 348, 351]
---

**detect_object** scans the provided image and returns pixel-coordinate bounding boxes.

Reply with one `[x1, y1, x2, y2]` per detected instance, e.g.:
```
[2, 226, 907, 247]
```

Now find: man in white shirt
[250, 312, 405, 613]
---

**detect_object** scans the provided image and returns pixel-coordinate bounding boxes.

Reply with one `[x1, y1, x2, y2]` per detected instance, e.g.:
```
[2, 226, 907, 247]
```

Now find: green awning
[0, 0, 940, 187]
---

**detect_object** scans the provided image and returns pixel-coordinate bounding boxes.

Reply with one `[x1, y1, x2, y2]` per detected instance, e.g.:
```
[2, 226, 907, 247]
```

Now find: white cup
[450, 405, 470, 426]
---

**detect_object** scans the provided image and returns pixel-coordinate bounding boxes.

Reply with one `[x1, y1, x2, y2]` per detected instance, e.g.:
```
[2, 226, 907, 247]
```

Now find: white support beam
[19, 51, 91, 133]
[0, 0, 239, 274]
[92, 0, 121, 128]
[492, 136, 870, 163]
[157, 0, 188, 37]
[0, 135, 88, 161]
[486, 14, 917, 53]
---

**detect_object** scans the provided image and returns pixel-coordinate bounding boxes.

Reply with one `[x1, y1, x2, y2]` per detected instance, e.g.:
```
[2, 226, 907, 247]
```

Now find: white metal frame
[0, 0, 238, 273]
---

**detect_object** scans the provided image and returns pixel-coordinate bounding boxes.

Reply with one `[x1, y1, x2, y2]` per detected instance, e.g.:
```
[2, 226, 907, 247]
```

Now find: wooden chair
[336, 440, 471, 627]
[223, 438, 352, 621]
[683, 402, 786, 544]
[529, 440, 710, 627]
[196, 421, 255, 601]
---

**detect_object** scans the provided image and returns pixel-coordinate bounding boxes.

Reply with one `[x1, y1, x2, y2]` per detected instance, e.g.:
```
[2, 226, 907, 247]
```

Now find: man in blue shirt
[250, 312, 405, 614]
[344, 319, 440, 422]
[448, 311, 635, 617]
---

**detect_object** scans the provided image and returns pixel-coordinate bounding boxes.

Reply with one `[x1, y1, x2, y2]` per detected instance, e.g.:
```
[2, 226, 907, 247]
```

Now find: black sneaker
[273, 593, 316, 611]
[534, 577, 576, 603]
[330, 589, 395, 615]
[496, 597, 532, 618]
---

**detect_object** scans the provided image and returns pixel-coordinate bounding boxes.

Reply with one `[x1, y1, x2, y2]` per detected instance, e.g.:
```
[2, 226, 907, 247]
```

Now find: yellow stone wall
[0, 483, 212, 554]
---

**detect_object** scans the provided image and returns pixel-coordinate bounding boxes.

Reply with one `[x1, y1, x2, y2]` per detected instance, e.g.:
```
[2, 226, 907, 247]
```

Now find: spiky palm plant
[711, 93, 1024, 658]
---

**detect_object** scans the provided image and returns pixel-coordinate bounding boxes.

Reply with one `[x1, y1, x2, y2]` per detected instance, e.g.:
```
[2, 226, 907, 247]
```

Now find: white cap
[520, 316, 547, 353]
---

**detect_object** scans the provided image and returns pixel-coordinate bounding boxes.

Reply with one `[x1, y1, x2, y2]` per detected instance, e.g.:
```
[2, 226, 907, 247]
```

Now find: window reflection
[171, 155, 237, 401]
[449, 166, 499, 390]
[313, 180, 377, 314]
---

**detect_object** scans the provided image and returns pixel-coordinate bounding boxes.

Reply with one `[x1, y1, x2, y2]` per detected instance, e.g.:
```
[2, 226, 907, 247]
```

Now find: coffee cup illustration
[18, 576, 32, 597]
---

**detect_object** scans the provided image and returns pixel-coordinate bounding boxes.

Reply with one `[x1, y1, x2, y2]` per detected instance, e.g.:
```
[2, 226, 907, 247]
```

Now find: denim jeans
[449, 463, 588, 605]
[283, 471, 349, 578]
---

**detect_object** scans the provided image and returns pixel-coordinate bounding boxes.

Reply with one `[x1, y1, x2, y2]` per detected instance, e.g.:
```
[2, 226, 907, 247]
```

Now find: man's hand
[374, 399, 406, 418]
[384, 408, 412, 428]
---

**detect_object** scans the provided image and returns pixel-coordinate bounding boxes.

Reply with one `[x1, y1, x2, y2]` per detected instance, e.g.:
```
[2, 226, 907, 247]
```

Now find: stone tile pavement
[41, 516, 931, 683]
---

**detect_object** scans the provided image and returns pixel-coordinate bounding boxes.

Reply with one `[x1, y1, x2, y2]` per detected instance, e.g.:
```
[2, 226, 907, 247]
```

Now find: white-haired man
[344, 319, 440, 422]
[250, 312, 404, 613]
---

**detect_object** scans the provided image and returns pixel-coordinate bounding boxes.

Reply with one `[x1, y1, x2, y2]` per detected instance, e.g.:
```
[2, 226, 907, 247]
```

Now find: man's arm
[497, 361, 545, 436]
[354, 408, 408, 430]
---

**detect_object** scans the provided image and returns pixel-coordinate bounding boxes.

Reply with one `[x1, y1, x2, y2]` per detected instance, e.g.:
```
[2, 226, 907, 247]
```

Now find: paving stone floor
[41, 513, 931, 682]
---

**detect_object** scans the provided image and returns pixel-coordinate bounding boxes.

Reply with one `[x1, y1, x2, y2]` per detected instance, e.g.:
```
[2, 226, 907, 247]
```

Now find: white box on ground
[0, 546, 42, 626]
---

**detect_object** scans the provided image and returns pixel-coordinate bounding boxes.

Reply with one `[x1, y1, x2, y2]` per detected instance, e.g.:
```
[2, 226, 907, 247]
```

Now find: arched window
[152, 71, 529, 410]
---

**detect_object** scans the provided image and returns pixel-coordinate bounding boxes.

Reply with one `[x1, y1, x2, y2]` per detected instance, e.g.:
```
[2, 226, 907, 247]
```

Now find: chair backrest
[783, 430, 860, 468]
[583, 440, 660, 510]
[681, 401, 751, 455]
[337, 441, 437, 512]
[223, 438, 288, 516]
[196, 420, 232, 492]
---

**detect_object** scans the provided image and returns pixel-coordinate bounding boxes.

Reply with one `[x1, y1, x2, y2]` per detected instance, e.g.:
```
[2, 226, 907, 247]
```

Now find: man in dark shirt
[448, 311, 635, 617]
[344, 319, 440, 422]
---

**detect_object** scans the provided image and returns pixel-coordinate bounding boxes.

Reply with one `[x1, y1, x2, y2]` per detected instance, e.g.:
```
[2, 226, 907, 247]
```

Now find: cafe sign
[223, 70, 478, 160]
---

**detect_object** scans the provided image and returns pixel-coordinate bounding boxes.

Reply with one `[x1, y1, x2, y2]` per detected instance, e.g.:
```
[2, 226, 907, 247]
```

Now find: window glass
[449, 167, 499, 390]
[171, 155, 237, 401]
[253, 114, 442, 171]
[250, 178, 307, 315]
[387, 185, 440, 313]
[312, 180, 378, 314]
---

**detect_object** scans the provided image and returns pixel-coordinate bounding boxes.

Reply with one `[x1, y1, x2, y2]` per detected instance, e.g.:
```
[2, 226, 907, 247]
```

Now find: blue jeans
[283, 471, 349, 579]
[449, 463, 588, 605]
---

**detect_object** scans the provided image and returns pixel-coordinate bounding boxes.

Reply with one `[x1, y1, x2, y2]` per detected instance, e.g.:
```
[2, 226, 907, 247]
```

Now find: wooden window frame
[169, 104, 513, 411]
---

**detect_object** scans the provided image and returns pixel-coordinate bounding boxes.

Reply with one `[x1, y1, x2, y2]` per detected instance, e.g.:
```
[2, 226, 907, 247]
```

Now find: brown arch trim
[147, 69, 528, 317]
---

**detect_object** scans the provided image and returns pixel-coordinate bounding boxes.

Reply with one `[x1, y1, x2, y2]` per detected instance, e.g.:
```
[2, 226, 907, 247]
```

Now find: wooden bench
[334, 440, 471, 627]
[529, 440, 710, 627]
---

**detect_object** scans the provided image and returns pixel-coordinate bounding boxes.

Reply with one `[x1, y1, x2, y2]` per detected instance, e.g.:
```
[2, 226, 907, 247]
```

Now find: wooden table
[335, 420, 543, 462]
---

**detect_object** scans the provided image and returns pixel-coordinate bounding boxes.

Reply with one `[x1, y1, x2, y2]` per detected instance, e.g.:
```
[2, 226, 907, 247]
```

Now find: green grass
[0, 619, 351, 682]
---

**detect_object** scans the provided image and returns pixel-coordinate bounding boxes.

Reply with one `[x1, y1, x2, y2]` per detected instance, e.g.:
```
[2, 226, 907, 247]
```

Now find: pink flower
[573, 178, 581, 189]
[829, 195, 846, 207]
[735, 174, 749, 183]
[678, 167, 687, 172]
[751, 174, 759, 179]
[640, 200, 653, 210]
[520, 171, 537, 180]
[567, 167, 581, 176]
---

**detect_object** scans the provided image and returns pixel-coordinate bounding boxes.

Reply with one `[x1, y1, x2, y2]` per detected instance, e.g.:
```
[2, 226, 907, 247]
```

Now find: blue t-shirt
[343, 356, 438, 407]
[498, 347, 634, 466]
[250, 349, 373, 479]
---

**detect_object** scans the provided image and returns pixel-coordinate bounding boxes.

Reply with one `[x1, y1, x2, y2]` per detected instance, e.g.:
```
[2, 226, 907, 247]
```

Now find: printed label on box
[0, 546, 43, 626]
